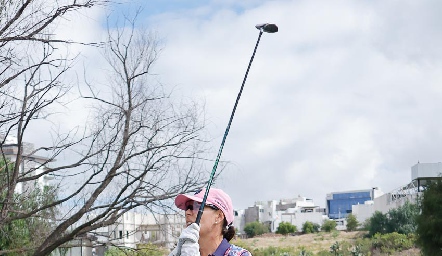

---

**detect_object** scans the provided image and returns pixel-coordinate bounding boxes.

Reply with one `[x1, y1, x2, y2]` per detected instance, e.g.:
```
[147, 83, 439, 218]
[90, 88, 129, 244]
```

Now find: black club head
[255, 23, 278, 33]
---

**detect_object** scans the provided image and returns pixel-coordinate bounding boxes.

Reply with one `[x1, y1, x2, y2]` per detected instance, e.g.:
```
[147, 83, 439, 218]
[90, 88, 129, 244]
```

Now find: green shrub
[276, 221, 297, 235]
[416, 179, 442, 256]
[386, 201, 419, 235]
[244, 221, 269, 238]
[353, 237, 373, 255]
[366, 202, 419, 237]
[329, 241, 342, 256]
[371, 232, 415, 254]
[302, 221, 319, 234]
[346, 213, 359, 231]
[367, 211, 388, 236]
[313, 223, 321, 233]
[322, 220, 337, 232]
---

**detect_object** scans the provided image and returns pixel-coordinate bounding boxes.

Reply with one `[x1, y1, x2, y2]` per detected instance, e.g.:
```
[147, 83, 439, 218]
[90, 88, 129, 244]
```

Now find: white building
[1, 135, 54, 194]
[95, 211, 186, 250]
[241, 196, 326, 233]
[275, 196, 326, 232]
[233, 209, 246, 237]
[352, 162, 442, 225]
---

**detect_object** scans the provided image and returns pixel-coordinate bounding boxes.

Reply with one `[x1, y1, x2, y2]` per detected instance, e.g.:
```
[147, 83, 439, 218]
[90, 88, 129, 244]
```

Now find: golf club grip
[195, 31, 264, 225]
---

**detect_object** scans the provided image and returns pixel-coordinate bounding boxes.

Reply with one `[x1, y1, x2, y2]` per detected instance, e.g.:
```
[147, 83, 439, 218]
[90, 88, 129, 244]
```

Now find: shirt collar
[210, 238, 230, 256]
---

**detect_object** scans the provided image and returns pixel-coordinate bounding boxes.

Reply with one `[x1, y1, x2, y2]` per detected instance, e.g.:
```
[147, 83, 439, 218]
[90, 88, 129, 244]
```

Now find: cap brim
[175, 194, 203, 210]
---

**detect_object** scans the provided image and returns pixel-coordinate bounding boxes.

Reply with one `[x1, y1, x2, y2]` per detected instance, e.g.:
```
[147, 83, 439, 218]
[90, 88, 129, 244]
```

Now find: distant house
[239, 195, 326, 233]
[94, 211, 185, 250]
[353, 162, 442, 224]
[0, 135, 54, 194]
[326, 188, 382, 220]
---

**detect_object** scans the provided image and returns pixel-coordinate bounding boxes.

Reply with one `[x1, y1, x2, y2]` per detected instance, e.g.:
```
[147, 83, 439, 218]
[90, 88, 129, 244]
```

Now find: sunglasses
[185, 200, 219, 212]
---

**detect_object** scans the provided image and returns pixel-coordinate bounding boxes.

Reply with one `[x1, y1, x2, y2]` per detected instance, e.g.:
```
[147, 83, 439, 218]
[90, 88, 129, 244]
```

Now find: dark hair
[222, 219, 235, 241]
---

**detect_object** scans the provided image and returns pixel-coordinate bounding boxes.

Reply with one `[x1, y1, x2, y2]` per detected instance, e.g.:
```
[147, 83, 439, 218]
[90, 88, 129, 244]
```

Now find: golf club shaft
[196, 30, 264, 224]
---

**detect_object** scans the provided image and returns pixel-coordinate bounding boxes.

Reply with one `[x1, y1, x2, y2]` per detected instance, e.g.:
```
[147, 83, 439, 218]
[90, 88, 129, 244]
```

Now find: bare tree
[0, 2, 210, 256]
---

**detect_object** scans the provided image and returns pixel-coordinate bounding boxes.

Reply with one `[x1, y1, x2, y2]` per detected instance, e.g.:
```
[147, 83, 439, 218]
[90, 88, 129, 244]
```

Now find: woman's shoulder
[226, 244, 252, 256]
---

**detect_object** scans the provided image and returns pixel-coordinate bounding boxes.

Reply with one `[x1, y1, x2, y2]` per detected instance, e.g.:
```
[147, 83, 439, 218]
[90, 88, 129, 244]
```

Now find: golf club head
[255, 23, 278, 33]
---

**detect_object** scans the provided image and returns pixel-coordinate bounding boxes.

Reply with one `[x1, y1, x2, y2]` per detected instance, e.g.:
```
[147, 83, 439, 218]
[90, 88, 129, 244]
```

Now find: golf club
[195, 23, 278, 225]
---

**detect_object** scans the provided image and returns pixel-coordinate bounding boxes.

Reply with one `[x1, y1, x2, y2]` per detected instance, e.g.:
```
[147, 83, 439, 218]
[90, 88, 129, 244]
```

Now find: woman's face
[185, 200, 223, 235]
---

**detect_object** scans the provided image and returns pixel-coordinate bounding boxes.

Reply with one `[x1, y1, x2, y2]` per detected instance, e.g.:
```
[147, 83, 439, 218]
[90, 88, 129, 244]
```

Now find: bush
[353, 237, 373, 255]
[367, 211, 388, 236]
[322, 220, 337, 232]
[386, 201, 419, 235]
[371, 232, 415, 254]
[243, 221, 268, 238]
[276, 221, 297, 235]
[346, 213, 359, 231]
[366, 202, 419, 237]
[313, 223, 321, 232]
[302, 221, 319, 234]
[416, 179, 442, 256]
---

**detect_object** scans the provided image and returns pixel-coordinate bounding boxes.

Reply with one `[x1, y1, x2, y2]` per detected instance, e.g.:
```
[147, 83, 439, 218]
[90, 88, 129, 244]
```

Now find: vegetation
[0, 1, 208, 255]
[0, 159, 58, 256]
[367, 211, 388, 236]
[371, 232, 415, 254]
[366, 201, 419, 237]
[237, 231, 418, 256]
[105, 245, 167, 256]
[386, 201, 419, 235]
[302, 221, 320, 234]
[276, 221, 297, 235]
[346, 213, 359, 231]
[243, 221, 269, 238]
[238, 197, 422, 255]
[321, 220, 337, 232]
[416, 179, 442, 256]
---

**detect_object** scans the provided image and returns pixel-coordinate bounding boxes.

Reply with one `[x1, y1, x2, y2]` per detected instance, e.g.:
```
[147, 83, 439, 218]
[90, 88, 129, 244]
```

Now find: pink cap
[175, 188, 234, 225]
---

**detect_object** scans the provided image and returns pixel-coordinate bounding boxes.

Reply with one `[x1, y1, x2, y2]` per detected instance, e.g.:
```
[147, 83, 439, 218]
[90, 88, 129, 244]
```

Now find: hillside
[233, 231, 420, 255]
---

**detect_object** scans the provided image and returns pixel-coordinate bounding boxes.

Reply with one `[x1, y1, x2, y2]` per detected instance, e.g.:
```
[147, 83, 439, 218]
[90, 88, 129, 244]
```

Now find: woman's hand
[171, 223, 200, 256]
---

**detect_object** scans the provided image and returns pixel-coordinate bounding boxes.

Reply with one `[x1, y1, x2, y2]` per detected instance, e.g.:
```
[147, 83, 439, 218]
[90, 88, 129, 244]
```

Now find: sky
[37, 0, 442, 210]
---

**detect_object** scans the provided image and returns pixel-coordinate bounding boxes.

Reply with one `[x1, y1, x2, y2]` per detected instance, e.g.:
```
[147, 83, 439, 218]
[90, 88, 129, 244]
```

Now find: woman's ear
[217, 211, 225, 223]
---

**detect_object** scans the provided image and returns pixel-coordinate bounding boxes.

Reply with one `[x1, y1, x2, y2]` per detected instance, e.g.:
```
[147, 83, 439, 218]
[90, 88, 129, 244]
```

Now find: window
[119, 230, 123, 239]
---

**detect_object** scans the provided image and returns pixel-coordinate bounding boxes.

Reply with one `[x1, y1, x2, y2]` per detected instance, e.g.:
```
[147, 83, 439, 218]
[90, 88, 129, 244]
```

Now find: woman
[169, 188, 252, 256]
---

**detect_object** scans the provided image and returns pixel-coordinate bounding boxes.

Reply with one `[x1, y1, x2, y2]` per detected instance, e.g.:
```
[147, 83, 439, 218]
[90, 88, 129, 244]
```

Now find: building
[326, 188, 383, 219]
[352, 162, 442, 224]
[241, 196, 326, 233]
[411, 162, 442, 190]
[233, 209, 246, 237]
[0, 135, 54, 194]
[94, 211, 186, 250]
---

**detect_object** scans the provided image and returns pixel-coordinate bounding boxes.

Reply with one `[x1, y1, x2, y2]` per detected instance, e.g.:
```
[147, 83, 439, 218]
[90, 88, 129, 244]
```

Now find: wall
[279, 212, 324, 231]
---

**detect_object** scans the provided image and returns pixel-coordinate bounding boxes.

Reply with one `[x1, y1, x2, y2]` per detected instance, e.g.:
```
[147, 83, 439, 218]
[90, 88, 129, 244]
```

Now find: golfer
[169, 188, 252, 256]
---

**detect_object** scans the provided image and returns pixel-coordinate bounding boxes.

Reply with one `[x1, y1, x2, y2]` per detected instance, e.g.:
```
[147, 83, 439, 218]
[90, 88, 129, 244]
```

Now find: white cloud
[20, 0, 442, 209]
[140, 0, 442, 209]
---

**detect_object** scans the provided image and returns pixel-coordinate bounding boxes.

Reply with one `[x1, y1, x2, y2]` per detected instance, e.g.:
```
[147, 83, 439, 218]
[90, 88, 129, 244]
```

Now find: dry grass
[233, 231, 421, 255]
[236, 231, 363, 253]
